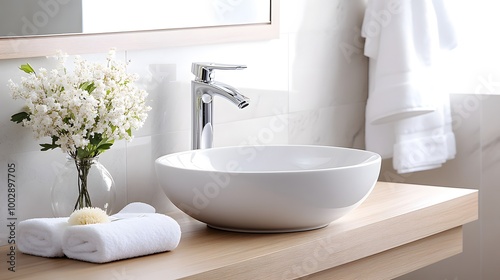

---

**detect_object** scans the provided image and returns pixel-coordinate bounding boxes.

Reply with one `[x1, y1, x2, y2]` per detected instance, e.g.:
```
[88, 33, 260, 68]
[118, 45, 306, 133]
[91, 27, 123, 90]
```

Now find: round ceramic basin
[155, 145, 381, 233]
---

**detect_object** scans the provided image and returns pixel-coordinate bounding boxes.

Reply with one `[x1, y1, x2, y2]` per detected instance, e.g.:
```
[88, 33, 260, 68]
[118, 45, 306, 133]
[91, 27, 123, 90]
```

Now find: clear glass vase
[51, 155, 116, 217]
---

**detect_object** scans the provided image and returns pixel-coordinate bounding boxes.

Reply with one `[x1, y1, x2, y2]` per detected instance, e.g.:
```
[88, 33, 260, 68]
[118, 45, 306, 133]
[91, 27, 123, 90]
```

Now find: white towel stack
[362, 0, 457, 173]
[17, 203, 181, 263]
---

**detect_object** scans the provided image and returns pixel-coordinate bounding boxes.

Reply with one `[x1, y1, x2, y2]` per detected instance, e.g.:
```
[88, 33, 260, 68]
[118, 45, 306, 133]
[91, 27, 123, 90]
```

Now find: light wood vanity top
[0, 182, 478, 280]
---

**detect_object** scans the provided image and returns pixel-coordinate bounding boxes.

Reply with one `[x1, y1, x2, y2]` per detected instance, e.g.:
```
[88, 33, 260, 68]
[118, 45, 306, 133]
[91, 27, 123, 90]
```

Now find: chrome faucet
[191, 62, 250, 149]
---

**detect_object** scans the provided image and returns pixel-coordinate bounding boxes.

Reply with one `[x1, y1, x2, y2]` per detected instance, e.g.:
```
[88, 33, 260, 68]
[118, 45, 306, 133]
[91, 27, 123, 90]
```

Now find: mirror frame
[0, 0, 279, 60]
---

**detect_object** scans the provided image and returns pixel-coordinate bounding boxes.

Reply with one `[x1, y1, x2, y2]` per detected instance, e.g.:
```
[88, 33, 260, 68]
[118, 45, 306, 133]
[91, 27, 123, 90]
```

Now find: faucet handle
[191, 62, 247, 82]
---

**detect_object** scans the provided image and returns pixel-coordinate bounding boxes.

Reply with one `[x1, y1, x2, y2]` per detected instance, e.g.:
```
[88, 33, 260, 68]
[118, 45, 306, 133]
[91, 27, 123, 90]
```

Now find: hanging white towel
[362, 0, 457, 173]
[393, 91, 456, 173]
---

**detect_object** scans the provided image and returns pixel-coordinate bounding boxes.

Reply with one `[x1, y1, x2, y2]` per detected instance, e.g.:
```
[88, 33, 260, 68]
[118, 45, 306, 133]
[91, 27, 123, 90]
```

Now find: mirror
[0, 0, 279, 59]
[0, 0, 271, 37]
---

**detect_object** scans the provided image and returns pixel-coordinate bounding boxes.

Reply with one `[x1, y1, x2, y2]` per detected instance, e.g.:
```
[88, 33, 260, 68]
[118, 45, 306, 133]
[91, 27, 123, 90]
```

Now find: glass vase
[51, 155, 116, 217]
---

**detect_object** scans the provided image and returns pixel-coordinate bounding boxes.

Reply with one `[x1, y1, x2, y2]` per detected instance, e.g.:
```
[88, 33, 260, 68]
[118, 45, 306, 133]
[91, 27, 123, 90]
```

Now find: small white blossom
[8, 50, 151, 158]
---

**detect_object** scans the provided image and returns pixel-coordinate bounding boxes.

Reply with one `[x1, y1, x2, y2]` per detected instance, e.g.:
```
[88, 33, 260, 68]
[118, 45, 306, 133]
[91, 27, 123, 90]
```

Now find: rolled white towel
[62, 213, 181, 263]
[17, 202, 157, 258]
[17, 218, 69, 257]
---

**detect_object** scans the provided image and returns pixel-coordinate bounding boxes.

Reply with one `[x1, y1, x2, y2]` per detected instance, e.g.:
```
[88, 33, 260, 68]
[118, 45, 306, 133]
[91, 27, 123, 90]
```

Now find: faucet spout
[203, 81, 250, 109]
[190, 63, 249, 150]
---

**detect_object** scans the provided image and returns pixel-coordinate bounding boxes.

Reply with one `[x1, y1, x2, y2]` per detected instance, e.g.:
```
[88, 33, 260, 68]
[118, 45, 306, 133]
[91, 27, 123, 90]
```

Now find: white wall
[0, 0, 368, 246]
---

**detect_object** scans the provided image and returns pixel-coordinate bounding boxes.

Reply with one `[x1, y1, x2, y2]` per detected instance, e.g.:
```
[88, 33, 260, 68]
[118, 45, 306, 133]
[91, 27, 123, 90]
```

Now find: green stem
[73, 157, 94, 210]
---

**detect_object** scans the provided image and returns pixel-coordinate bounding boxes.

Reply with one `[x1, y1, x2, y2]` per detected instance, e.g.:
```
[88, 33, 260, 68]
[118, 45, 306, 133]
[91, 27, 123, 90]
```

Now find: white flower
[8, 49, 151, 158]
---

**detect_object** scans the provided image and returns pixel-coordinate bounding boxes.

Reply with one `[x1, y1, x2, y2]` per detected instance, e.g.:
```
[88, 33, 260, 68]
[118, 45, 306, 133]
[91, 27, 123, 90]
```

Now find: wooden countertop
[0, 182, 478, 280]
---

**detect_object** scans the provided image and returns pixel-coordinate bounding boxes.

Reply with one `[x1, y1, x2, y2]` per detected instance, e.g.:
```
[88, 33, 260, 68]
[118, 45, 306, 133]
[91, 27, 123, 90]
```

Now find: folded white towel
[116, 201, 156, 214]
[17, 202, 158, 258]
[17, 217, 69, 257]
[62, 213, 181, 263]
[111, 202, 156, 220]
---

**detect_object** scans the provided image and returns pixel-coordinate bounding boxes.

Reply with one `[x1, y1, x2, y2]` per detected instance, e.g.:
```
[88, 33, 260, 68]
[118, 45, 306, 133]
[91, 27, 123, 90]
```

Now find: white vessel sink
[155, 145, 381, 233]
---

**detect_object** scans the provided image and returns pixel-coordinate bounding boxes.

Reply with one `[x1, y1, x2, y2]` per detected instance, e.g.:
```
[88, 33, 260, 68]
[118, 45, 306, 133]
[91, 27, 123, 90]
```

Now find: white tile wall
[0, 0, 367, 246]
